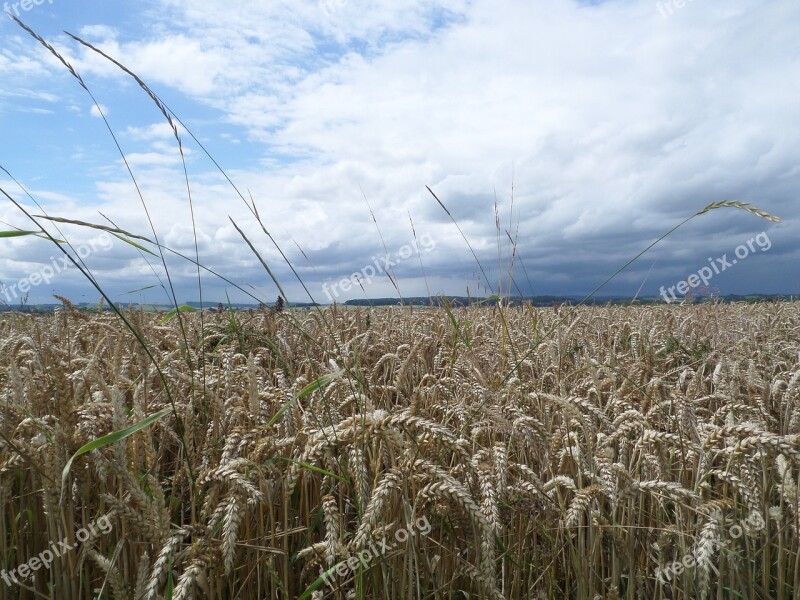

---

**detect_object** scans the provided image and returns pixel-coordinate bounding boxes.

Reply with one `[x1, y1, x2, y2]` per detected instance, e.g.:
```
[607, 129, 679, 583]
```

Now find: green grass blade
[120, 285, 158, 296]
[441, 296, 470, 349]
[61, 406, 172, 495]
[161, 305, 198, 323]
[267, 370, 344, 428]
[473, 294, 501, 306]
[297, 564, 343, 600]
[229, 217, 289, 301]
[0, 230, 39, 237]
[110, 232, 158, 257]
[33, 215, 154, 242]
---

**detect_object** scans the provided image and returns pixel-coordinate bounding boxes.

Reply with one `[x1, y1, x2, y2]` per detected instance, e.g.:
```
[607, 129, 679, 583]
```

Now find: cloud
[0, 0, 798, 303]
[89, 103, 108, 117]
[78, 25, 120, 40]
[125, 122, 184, 141]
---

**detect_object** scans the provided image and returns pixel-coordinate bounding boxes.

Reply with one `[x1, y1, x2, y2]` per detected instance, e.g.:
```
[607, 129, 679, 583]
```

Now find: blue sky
[0, 0, 797, 305]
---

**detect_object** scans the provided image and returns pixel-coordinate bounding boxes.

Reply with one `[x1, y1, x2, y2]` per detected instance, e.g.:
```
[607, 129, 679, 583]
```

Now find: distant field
[1, 302, 798, 599]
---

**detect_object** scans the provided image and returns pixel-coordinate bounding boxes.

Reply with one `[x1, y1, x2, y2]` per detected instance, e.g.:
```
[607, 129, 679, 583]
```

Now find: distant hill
[342, 294, 796, 307]
[2, 294, 795, 313]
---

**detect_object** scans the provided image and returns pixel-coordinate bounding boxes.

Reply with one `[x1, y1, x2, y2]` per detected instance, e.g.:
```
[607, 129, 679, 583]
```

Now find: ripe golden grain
[0, 302, 798, 598]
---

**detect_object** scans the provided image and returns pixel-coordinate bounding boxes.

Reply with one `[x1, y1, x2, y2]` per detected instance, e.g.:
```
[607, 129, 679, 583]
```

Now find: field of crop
[1, 302, 799, 599]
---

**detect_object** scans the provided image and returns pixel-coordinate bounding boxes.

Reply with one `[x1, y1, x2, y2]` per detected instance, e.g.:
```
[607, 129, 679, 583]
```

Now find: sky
[0, 0, 797, 306]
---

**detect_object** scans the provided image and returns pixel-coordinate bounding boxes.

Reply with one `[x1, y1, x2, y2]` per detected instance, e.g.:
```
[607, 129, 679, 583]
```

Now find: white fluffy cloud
[0, 0, 797, 303]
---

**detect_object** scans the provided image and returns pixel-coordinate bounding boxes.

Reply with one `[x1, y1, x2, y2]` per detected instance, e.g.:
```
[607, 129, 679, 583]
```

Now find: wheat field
[1, 301, 799, 599]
